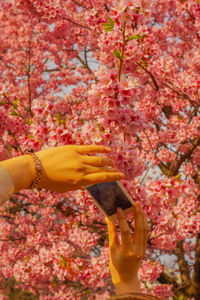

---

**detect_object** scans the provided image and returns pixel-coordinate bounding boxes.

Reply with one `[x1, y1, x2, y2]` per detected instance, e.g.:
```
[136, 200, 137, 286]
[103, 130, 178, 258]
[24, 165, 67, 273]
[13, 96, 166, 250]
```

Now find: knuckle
[124, 251, 141, 259]
[109, 159, 114, 166]
[121, 229, 130, 235]
[101, 174, 107, 181]
[72, 177, 80, 185]
[125, 253, 134, 260]
[75, 162, 84, 172]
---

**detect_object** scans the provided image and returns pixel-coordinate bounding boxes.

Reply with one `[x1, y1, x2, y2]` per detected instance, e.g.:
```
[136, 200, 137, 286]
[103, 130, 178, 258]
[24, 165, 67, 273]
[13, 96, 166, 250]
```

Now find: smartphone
[86, 181, 135, 221]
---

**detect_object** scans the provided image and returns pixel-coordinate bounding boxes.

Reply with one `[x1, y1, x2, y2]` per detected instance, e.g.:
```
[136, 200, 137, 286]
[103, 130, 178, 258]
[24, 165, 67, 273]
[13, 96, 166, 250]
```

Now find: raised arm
[0, 145, 125, 206]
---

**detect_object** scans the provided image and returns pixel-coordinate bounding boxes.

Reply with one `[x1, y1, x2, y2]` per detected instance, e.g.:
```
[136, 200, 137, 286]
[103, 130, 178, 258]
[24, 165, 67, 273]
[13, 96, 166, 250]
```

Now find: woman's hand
[106, 202, 149, 295]
[32, 145, 125, 193]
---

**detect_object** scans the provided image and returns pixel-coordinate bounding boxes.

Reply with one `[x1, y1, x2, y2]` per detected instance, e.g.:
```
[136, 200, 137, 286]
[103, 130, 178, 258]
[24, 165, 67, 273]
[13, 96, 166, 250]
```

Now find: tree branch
[71, 0, 90, 10]
[3, 94, 26, 123]
[117, 21, 126, 82]
[26, 41, 33, 118]
[161, 81, 200, 107]
[63, 18, 91, 31]
[175, 240, 191, 287]
[77, 53, 97, 82]
[43, 67, 76, 72]
[159, 137, 200, 177]
[8, 130, 24, 154]
[136, 62, 159, 91]
[186, 9, 200, 40]
[0, 237, 26, 242]
[191, 234, 200, 294]
[104, 3, 110, 12]
[157, 272, 183, 297]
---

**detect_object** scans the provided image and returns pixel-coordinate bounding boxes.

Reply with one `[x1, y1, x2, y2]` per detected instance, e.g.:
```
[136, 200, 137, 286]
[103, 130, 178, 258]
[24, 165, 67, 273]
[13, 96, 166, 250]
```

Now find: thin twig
[161, 81, 200, 107]
[63, 18, 91, 31]
[140, 164, 152, 185]
[8, 130, 24, 154]
[117, 21, 126, 82]
[136, 62, 159, 91]
[71, 0, 90, 10]
[26, 40, 33, 118]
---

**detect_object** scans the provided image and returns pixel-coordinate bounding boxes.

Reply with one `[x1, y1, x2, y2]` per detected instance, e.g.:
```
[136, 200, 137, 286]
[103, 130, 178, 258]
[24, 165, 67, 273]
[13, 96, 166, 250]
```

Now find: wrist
[0, 155, 35, 193]
[25, 154, 36, 189]
[114, 277, 141, 295]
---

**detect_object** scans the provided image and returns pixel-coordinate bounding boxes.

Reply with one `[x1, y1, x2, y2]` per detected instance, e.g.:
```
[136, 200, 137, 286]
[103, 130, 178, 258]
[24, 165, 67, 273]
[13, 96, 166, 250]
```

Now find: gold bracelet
[25, 152, 42, 189]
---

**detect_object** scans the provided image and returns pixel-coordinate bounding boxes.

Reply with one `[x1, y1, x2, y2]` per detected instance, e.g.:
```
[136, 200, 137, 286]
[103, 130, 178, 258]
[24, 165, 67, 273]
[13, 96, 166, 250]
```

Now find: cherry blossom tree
[0, 0, 200, 299]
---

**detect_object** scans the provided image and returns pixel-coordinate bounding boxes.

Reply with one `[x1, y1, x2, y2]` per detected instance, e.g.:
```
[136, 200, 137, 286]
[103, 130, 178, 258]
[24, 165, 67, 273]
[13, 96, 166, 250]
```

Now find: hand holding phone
[106, 203, 149, 294]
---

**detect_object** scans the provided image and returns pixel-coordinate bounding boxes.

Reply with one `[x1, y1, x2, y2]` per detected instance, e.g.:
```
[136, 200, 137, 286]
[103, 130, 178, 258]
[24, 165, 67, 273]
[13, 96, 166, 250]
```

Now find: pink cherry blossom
[0, 0, 200, 299]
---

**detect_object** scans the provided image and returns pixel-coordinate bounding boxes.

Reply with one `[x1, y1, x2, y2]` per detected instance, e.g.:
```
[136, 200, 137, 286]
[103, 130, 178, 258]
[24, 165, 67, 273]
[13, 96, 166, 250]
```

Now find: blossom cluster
[0, 0, 200, 299]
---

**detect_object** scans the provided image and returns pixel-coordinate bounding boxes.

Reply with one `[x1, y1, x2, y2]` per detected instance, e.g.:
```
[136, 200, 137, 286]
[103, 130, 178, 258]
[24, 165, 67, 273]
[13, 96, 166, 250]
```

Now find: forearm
[114, 277, 141, 295]
[0, 155, 35, 194]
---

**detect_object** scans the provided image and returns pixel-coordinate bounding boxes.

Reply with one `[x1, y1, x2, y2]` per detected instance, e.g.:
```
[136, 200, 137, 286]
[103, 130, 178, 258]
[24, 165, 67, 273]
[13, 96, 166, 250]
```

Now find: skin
[0, 145, 125, 202]
[106, 202, 149, 295]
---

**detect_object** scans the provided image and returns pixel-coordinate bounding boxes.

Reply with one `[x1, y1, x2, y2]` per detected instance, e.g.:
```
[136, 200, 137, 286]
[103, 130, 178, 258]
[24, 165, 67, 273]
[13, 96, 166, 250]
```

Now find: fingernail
[117, 207, 122, 215]
[134, 202, 138, 211]
[136, 202, 141, 211]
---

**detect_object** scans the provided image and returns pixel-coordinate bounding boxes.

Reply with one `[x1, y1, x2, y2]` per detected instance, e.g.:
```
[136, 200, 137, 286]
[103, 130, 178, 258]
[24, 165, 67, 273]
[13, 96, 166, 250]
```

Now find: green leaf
[24, 119, 33, 125]
[56, 113, 61, 126]
[178, 295, 184, 300]
[97, 123, 105, 132]
[12, 97, 20, 108]
[101, 15, 115, 32]
[107, 15, 114, 24]
[83, 289, 90, 295]
[174, 174, 181, 180]
[27, 134, 34, 139]
[113, 48, 122, 60]
[166, 185, 173, 188]
[60, 255, 69, 269]
[129, 34, 141, 40]
[0, 101, 7, 105]
[10, 106, 20, 117]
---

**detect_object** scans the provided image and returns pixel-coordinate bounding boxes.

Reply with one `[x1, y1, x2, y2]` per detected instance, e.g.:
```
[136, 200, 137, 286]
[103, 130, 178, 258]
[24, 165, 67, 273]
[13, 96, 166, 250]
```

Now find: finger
[82, 172, 125, 185]
[141, 207, 149, 255]
[85, 166, 119, 174]
[117, 208, 132, 249]
[75, 145, 111, 154]
[82, 156, 114, 167]
[133, 202, 144, 258]
[80, 184, 93, 190]
[105, 217, 120, 249]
